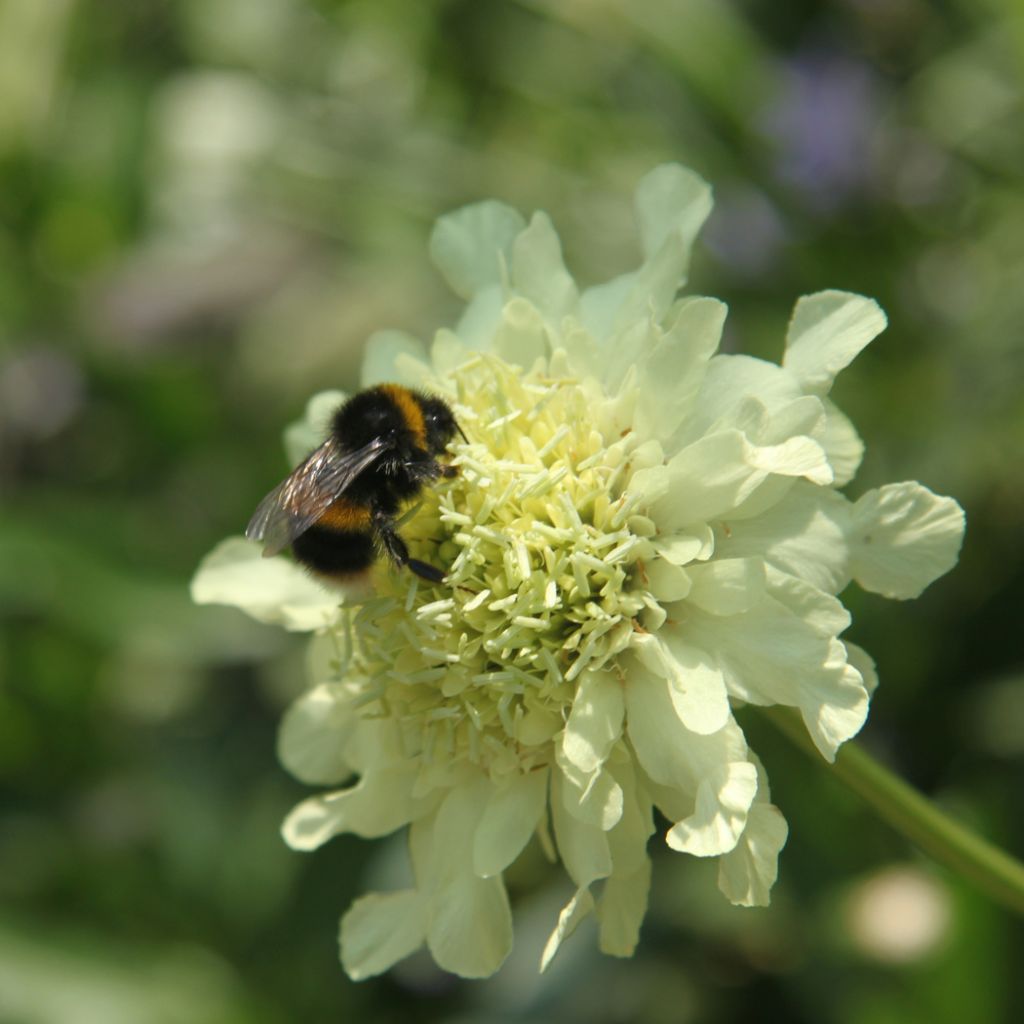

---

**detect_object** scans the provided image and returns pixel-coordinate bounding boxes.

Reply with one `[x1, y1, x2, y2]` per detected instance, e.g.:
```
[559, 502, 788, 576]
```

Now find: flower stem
[762, 707, 1024, 916]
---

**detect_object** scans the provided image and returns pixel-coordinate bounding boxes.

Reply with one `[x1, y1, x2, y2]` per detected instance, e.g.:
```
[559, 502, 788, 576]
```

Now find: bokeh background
[2, 1, 1023, 1021]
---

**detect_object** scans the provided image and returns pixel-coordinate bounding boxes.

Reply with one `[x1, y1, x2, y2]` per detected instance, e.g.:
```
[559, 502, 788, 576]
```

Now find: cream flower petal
[580, 164, 711, 340]
[551, 769, 613, 888]
[633, 296, 725, 446]
[634, 429, 831, 531]
[419, 787, 514, 978]
[685, 557, 766, 616]
[681, 596, 868, 758]
[430, 327, 472, 374]
[652, 526, 715, 566]
[592, 758, 655, 956]
[624, 664, 746, 788]
[554, 321, 603, 379]
[845, 640, 879, 695]
[340, 890, 427, 980]
[745, 435, 833, 487]
[630, 432, 766, 526]
[556, 756, 624, 831]
[724, 475, 798, 523]
[644, 558, 692, 602]
[666, 761, 759, 857]
[713, 481, 852, 595]
[426, 862, 514, 979]
[820, 398, 864, 486]
[360, 329, 432, 388]
[578, 274, 637, 344]
[598, 319, 657, 402]
[630, 634, 730, 736]
[284, 388, 346, 465]
[749, 394, 827, 446]
[849, 482, 966, 599]
[744, 575, 866, 759]
[624, 666, 755, 854]
[682, 596, 826, 707]
[281, 765, 421, 849]
[664, 648, 731, 738]
[472, 768, 549, 878]
[511, 212, 580, 321]
[714, 754, 787, 906]
[765, 568, 851, 637]
[632, 164, 713, 319]
[717, 802, 789, 907]
[191, 537, 339, 632]
[635, 163, 713, 263]
[491, 297, 551, 369]
[340, 716, 413, 775]
[560, 670, 625, 774]
[640, 774, 692, 825]
[679, 354, 804, 447]
[540, 886, 595, 973]
[711, 393, 825, 464]
[305, 629, 349, 684]
[605, 757, 655, 876]
[598, 859, 651, 957]
[783, 290, 887, 396]
[800, 639, 871, 760]
[277, 683, 355, 785]
[429, 200, 525, 300]
[453, 285, 506, 349]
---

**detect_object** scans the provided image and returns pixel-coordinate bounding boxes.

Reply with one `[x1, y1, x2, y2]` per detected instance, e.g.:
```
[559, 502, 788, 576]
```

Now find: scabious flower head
[192, 165, 965, 979]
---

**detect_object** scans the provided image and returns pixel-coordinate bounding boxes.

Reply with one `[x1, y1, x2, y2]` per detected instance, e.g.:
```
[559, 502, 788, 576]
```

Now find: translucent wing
[246, 436, 387, 556]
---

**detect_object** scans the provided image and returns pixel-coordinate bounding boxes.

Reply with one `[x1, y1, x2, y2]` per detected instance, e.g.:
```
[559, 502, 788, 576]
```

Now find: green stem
[762, 707, 1024, 916]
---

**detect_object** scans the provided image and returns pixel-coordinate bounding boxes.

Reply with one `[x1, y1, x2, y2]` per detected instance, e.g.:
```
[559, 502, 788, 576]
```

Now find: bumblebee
[246, 384, 462, 584]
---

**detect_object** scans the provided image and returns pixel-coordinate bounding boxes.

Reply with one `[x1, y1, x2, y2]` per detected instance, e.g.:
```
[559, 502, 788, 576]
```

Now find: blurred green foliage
[1, 0, 1022, 1021]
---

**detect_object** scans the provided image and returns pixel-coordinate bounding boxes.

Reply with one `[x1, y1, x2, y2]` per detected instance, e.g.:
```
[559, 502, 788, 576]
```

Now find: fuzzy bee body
[247, 384, 461, 584]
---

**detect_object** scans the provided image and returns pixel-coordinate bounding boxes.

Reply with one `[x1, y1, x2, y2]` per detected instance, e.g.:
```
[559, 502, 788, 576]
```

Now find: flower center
[340, 354, 653, 779]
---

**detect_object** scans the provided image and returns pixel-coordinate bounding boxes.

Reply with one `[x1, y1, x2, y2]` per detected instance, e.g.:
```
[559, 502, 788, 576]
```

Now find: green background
[1, 1, 1022, 1021]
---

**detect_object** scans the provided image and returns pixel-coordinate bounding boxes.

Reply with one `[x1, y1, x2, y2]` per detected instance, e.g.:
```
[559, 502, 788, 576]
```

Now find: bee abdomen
[293, 500, 376, 577]
[292, 525, 376, 577]
[317, 500, 373, 532]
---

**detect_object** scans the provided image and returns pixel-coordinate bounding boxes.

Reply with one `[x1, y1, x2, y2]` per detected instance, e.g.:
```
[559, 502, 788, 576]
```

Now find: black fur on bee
[246, 384, 464, 584]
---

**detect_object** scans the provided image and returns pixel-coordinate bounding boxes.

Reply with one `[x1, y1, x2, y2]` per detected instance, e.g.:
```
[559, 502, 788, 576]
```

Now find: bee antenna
[455, 419, 468, 444]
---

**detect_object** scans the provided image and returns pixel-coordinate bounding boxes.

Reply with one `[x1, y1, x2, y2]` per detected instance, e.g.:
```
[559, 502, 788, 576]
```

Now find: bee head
[420, 395, 462, 453]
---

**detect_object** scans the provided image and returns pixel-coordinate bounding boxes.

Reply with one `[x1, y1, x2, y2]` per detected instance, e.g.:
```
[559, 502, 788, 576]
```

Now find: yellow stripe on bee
[379, 383, 427, 450]
[317, 499, 373, 532]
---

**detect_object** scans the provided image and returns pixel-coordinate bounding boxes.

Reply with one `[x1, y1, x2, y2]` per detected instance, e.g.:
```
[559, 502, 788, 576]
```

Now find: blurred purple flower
[759, 51, 882, 211]
[703, 186, 788, 279]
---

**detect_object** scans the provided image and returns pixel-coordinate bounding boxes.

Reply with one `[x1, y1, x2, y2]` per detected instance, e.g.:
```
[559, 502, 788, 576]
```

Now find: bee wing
[245, 436, 388, 556]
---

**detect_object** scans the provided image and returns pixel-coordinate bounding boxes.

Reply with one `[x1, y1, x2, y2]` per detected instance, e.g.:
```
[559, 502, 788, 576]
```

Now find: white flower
[192, 164, 966, 979]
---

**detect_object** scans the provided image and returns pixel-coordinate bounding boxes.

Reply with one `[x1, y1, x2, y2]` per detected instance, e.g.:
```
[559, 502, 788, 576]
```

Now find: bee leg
[403, 458, 444, 484]
[372, 509, 446, 584]
[407, 558, 446, 584]
[404, 456, 457, 481]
